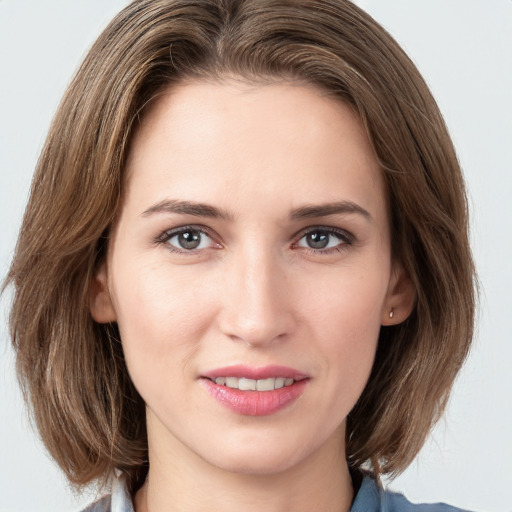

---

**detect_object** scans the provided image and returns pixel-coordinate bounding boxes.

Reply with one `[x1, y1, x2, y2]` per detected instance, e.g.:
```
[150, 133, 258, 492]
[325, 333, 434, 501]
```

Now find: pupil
[308, 232, 329, 249]
[179, 231, 201, 249]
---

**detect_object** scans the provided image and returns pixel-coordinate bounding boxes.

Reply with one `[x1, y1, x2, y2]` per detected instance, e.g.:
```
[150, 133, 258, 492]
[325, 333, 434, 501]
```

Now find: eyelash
[294, 226, 355, 255]
[154, 225, 355, 255]
[154, 225, 218, 255]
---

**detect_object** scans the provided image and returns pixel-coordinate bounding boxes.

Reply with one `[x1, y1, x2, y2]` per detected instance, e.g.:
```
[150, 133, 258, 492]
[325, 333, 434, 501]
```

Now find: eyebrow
[141, 199, 371, 222]
[290, 201, 372, 221]
[142, 199, 233, 220]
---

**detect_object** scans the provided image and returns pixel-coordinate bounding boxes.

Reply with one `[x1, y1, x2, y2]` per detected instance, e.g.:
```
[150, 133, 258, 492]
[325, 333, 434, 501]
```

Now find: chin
[208, 450, 304, 476]
[196, 432, 322, 477]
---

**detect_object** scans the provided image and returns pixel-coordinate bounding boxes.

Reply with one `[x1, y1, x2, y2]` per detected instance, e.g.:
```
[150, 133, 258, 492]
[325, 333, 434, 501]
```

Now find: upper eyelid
[293, 225, 354, 241]
[155, 226, 220, 255]
[156, 224, 217, 241]
[155, 224, 354, 247]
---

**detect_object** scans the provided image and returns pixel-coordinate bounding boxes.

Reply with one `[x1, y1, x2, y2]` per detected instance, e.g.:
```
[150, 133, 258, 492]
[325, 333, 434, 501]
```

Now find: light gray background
[1, 1, 511, 511]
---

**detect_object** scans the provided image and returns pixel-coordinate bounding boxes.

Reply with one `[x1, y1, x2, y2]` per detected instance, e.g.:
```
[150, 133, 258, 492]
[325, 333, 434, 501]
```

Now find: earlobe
[89, 263, 117, 323]
[381, 263, 416, 326]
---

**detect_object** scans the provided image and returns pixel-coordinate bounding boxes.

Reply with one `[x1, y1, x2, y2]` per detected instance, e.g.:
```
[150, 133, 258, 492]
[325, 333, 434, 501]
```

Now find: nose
[218, 246, 295, 347]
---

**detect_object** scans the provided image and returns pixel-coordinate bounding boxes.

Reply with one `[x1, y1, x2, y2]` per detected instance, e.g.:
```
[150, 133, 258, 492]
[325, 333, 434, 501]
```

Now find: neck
[134, 420, 354, 512]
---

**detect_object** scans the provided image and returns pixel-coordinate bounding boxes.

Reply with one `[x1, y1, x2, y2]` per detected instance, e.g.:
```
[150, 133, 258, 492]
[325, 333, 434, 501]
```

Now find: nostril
[218, 259, 295, 345]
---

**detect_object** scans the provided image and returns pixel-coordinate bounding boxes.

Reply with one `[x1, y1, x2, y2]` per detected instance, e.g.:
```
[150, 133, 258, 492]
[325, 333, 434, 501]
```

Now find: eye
[296, 228, 353, 252]
[161, 227, 215, 251]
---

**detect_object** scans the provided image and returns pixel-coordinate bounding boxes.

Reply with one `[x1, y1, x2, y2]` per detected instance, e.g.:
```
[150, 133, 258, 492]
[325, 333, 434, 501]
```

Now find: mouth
[206, 376, 299, 391]
[200, 365, 309, 416]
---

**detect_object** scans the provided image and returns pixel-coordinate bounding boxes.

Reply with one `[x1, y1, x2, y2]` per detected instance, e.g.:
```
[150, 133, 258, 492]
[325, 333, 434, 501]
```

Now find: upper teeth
[214, 376, 295, 391]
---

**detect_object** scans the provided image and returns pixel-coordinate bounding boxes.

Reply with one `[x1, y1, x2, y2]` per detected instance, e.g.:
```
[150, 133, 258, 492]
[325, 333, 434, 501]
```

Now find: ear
[381, 262, 416, 326]
[89, 262, 117, 323]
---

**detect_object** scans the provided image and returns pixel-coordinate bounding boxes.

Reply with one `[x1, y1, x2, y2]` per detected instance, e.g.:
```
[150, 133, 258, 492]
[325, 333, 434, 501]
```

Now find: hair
[4, 0, 475, 494]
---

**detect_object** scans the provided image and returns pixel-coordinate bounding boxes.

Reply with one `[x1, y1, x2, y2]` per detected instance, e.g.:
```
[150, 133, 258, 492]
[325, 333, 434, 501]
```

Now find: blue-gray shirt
[80, 474, 471, 512]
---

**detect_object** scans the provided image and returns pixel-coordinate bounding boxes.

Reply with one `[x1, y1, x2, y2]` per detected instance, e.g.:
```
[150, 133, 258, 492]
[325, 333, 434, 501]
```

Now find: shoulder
[76, 473, 134, 512]
[351, 476, 475, 512]
[380, 488, 472, 512]
[79, 494, 112, 512]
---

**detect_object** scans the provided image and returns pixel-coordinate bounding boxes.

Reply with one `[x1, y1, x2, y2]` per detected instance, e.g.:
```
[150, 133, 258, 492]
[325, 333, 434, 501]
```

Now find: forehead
[123, 79, 386, 220]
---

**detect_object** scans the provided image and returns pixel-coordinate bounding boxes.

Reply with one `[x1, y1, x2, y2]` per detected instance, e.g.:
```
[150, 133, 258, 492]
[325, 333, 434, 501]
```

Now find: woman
[4, 0, 477, 510]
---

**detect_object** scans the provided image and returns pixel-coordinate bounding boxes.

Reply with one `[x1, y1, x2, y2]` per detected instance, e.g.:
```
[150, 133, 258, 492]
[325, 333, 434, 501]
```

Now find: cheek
[109, 260, 217, 389]
[302, 265, 386, 386]
[303, 262, 387, 335]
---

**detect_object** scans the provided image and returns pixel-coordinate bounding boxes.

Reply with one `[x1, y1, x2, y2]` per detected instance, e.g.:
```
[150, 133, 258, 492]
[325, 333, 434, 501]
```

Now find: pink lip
[202, 364, 308, 381]
[200, 365, 309, 417]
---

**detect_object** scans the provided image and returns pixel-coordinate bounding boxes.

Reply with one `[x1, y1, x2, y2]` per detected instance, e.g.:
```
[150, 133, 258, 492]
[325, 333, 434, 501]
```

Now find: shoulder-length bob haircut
[5, 0, 475, 492]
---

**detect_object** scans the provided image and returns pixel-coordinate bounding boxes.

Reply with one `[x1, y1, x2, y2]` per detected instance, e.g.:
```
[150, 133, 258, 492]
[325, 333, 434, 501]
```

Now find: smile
[201, 365, 309, 416]
[210, 376, 296, 391]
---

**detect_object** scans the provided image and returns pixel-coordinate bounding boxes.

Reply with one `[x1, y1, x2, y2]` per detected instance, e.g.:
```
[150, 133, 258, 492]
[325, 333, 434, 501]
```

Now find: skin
[91, 79, 414, 512]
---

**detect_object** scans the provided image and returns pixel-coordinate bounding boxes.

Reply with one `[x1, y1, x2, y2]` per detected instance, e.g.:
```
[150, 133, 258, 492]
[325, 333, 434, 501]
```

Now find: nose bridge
[220, 241, 292, 346]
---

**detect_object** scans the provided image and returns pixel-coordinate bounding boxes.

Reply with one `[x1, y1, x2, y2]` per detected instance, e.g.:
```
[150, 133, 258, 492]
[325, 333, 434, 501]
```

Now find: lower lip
[201, 379, 308, 416]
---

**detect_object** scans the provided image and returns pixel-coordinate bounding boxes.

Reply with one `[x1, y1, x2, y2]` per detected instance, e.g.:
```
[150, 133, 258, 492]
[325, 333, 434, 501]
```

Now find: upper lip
[201, 364, 309, 381]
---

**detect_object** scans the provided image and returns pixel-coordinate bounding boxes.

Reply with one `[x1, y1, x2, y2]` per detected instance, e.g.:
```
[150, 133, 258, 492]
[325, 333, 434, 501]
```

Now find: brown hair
[4, 0, 475, 492]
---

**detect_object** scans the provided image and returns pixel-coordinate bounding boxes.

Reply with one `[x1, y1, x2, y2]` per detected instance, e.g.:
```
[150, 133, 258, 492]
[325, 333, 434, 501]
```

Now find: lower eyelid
[155, 226, 354, 253]
[155, 226, 216, 248]
[296, 229, 354, 245]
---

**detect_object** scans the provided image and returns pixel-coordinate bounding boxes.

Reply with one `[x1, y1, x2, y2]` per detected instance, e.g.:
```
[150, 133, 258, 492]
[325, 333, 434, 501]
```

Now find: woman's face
[91, 80, 412, 475]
